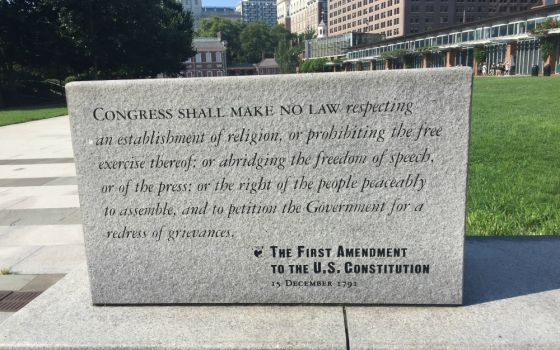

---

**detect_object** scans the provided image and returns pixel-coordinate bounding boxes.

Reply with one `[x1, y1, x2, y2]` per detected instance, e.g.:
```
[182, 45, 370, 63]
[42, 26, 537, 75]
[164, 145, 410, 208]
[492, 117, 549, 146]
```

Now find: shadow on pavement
[464, 236, 560, 305]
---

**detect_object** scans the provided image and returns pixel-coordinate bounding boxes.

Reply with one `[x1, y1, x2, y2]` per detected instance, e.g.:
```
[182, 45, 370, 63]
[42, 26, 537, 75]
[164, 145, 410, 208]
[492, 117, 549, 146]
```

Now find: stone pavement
[0, 237, 559, 349]
[0, 117, 559, 349]
[0, 116, 84, 320]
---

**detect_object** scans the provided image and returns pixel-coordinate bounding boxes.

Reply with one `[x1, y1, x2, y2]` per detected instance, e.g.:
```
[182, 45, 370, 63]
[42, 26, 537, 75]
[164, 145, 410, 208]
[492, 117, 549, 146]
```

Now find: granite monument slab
[66, 68, 472, 304]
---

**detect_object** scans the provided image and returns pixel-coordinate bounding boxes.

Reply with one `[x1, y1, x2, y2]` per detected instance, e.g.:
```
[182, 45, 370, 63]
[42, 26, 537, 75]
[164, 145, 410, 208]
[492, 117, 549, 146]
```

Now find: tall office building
[180, 0, 203, 27]
[277, 0, 328, 35]
[328, 0, 541, 39]
[238, 0, 278, 26]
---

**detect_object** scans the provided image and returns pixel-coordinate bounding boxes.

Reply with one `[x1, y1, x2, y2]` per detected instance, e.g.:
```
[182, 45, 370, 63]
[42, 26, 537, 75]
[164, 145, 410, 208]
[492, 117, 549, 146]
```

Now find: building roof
[192, 37, 226, 51]
[256, 58, 280, 68]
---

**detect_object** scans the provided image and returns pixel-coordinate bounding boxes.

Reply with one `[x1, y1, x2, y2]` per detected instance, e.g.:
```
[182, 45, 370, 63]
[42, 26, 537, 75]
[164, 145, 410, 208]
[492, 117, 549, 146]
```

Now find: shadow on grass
[464, 236, 560, 305]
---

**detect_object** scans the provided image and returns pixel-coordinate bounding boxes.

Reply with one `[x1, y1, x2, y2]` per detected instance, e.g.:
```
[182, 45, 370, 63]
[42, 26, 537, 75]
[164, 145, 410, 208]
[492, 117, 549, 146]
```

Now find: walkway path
[0, 116, 84, 321]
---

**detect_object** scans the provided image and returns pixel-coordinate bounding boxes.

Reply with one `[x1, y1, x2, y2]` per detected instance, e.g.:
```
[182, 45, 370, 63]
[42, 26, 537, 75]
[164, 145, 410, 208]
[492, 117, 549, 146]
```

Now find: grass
[0, 267, 13, 275]
[467, 77, 560, 235]
[0, 104, 67, 126]
[0, 77, 558, 235]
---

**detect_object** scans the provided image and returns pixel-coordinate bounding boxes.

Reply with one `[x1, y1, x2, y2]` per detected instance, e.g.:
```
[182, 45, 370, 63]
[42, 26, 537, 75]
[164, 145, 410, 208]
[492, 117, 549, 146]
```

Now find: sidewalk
[0, 116, 85, 320]
[0, 117, 559, 349]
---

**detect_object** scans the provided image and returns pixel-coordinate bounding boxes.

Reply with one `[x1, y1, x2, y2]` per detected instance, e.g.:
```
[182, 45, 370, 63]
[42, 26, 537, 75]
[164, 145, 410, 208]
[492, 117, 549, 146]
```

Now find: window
[216, 52, 222, 63]
[195, 53, 201, 63]
[394, 18, 399, 24]
[394, 28, 399, 35]
[207, 71, 213, 77]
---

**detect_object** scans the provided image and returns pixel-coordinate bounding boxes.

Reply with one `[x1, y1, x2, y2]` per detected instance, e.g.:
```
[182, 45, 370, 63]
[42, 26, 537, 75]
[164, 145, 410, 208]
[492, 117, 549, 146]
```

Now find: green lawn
[0, 77, 558, 235]
[467, 77, 560, 235]
[0, 104, 68, 127]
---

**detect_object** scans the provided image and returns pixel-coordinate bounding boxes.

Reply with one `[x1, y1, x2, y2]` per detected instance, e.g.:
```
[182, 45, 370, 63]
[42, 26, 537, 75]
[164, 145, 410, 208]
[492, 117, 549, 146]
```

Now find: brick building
[344, 4, 560, 75]
[328, 0, 541, 39]
[184, 38, 227, 78]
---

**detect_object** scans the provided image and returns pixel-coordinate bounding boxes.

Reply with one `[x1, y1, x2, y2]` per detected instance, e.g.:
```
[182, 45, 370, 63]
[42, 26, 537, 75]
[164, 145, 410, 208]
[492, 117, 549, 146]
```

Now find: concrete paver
[11, 245, 85, 274]
[0, 164, 76, 179]
[0, 177, 77, 187]
[19, 274, 65, 292]
[0, 275, 36, 291]
[0, 247, 42, 270]
[347, 237, 560, 349]
[0, 268, 347, 350]
[0, 225, 83, 246]
[0, 312, 14, 324]
[0, 158, 75, 165]
[0, 116, 73, 160]
[0, 117, 80, 316]
[0, 195, 78, 210]
[0, 185, 77, 196]
[0, 208, 81, 226]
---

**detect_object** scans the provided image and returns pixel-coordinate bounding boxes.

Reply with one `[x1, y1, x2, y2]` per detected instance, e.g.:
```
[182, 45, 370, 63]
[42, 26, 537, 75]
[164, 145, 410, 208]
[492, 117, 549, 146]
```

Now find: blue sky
[203, 0, 238, 7]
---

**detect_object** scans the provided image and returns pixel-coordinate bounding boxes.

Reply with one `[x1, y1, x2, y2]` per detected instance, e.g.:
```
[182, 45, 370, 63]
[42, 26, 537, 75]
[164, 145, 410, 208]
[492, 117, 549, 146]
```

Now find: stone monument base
[1, 237, 559, 349]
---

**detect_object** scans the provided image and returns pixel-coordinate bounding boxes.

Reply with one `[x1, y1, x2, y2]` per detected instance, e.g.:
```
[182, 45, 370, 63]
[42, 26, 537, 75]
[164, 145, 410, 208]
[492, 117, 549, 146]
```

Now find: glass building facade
[305, 33, 384, 59]
[344, 5, 560, 75]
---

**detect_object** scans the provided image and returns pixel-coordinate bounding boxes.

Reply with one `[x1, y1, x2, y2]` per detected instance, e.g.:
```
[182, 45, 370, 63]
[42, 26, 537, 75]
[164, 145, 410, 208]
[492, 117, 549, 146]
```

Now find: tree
[196, 17, 245, 64]
[275, 40, 300, 73]
[270, 24, 294, 46]
[48, 0, 194, 79]
[473, 47, 487, 64]
[239, 22, 273, 63]
[1, 0, 194, 106]
[299, 58, 326, 73]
